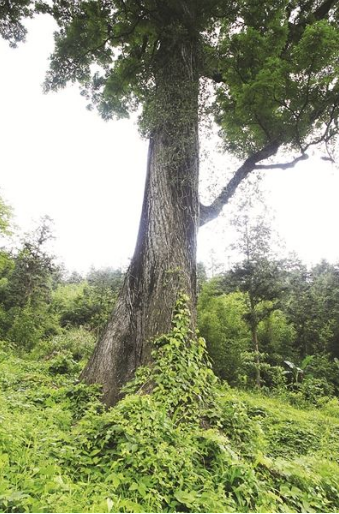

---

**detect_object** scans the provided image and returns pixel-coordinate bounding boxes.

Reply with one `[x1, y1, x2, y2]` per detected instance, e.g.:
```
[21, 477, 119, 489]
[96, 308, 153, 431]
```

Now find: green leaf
[174, 490, 198, 506]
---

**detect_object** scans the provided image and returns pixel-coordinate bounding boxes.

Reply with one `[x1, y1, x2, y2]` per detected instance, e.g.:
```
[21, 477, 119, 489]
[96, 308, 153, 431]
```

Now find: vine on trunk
[121, 292, 219, 422]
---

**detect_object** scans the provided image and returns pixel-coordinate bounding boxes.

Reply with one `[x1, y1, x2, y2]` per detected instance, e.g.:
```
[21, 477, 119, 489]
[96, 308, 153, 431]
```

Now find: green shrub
[299, 376, 335, 403]
[31, 327, 95, 363]
[47, 350, 80, 375]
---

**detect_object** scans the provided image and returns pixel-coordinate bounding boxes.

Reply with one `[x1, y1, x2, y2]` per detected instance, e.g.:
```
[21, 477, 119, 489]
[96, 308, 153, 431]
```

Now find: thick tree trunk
[81, 37, 200, 406]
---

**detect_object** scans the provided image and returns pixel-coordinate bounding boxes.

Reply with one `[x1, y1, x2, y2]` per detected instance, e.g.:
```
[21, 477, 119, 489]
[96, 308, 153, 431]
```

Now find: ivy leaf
[174, 489, 198, 506]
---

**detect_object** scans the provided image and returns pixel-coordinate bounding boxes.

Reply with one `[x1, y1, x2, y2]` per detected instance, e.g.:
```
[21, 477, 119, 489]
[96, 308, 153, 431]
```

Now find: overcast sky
[1, 15, 339, 273]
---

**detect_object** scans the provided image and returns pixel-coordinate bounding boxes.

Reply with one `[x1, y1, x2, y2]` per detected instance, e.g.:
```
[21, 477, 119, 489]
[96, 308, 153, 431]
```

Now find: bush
[299, 377, 334, 403]
[6, 304, 59, 351]
[306, 354, 339, 394]
[47, 350, 80, 375]
[236, 351, 287, 390]
[31, 327, 95, 363]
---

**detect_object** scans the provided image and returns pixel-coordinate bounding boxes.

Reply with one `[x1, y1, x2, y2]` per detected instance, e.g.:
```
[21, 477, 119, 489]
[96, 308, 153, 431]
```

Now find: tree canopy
[43, 6, 337, 135]
[31, 0, 338, 224]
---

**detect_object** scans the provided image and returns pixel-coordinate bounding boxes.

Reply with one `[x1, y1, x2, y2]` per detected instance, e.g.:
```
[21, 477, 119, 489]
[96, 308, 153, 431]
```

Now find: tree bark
[252, 324, 261, 389]
[81, 37, 200, 406]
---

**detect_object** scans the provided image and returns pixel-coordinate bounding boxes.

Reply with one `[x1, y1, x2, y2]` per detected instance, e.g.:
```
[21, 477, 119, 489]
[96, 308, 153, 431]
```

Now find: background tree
[311, 261, 339, 359]
[224, 193, 285, 386]
[197, 188, 294, 388]
[0, 194, 14, 338]
[0, 216, 60, 349]
[0, 195, 12, 236]
[198, 279, 250, 385]
[19, 0, 339, 404]
[280, 257, 339, 360]
[228, 258, 283, 387]
[52, 266, 124, 335]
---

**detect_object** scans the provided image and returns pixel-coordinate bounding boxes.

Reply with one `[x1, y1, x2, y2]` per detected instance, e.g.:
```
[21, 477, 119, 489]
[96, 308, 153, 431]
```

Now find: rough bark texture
[81, 37, 200, 406]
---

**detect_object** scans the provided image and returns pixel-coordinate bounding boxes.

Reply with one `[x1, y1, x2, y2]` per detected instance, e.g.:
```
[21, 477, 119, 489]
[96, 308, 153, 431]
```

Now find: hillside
[1, 299, 339, 513]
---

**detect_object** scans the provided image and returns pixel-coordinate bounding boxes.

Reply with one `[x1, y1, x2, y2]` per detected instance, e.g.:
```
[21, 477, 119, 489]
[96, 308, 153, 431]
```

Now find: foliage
[237, 351, 287, 391]
[198, 281, 250, 385]
[122, 293, 218, 423]
[31, 327, 96, 363]
[39, 0, 339, 159]
[0, 195, 13, 237]
[0, 217, 60, 349]
[216, 3, 339, 156]
[283, 258, 339, 358]
[257, 309, 296, 365]
[283, 355, 314, 384]
[0, 0, 51, 47]
[306, 353, 339, 394]
[47, 350, 82, 376]
[1, 296, 339, 513]
[228, 202, 286, 387]
[5, 302, 59, 351]
[7, 216, 57, 308]
[52, 267, 124, 334]
[199, 255, 339, 396]
[0, 0, 33, 46]
[0, 213, 122, 350]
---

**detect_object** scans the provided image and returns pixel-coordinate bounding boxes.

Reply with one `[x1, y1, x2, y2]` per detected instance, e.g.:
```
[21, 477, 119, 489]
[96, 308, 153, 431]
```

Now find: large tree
[39, 0, 339, 405]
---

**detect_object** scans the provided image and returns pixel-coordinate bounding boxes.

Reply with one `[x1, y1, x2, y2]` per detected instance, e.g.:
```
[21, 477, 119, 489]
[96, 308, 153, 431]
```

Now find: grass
[0, 307, 339, 513]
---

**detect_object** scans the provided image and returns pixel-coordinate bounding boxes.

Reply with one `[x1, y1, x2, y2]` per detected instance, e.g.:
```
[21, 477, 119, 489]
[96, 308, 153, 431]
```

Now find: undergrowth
[1, 295, 339, 512]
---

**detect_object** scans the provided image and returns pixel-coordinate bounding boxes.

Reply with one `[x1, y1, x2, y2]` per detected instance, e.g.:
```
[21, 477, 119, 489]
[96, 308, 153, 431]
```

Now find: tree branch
[199, 147, 311, 226]
[199, 141, 279, 227]
[287, 0, 338, 47]
[254, 152, 308, 170]
[314, 0, 338, 21]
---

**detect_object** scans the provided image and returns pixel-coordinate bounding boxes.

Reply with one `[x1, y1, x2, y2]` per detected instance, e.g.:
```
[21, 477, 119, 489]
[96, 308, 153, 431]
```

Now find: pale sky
[1, 15, 339, 273]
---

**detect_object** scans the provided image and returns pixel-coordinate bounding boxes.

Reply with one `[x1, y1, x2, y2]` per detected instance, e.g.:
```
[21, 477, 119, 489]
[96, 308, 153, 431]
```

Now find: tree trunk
[251, 324, 261, 389]
[249, 296, 261, 388]
[81, 37, 200, 406]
